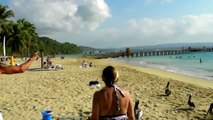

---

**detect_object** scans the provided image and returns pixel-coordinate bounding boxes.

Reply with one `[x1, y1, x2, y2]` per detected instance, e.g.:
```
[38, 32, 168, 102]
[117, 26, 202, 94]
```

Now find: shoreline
[0, 57, 213, 119]
[104, 58, 213, 89]
[107, 57, 213, 89]
[111, 51, 213, 82]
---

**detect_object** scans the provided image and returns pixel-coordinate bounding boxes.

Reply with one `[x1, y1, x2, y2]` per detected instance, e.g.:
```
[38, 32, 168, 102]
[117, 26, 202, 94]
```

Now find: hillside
[38, 37, 82, 55]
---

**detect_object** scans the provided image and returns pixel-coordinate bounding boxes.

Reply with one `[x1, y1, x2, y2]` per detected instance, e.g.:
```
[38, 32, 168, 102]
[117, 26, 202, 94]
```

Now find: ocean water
[114, 52, 213, 80]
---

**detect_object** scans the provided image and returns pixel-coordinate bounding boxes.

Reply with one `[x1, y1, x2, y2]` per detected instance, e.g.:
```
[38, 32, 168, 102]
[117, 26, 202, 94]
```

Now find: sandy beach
[0, 57, 213, 120]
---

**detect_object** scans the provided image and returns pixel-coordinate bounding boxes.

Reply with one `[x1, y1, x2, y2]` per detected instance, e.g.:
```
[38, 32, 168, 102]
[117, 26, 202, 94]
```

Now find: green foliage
[38, 37, 82, 55]
[0, 4, 14, 42]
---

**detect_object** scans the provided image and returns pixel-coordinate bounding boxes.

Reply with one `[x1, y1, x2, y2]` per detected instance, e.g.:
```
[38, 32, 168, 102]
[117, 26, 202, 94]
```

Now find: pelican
[187, 94, 195, 108]
[134, 100, 143, 120]
[165, 82, 171, 96]
[206, 103, 213, 116]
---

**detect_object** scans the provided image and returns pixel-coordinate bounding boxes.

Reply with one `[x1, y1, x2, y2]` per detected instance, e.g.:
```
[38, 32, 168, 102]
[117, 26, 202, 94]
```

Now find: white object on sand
[54, 64, 63, 70]
[3, 36, 6, 63]
[0, 112, 3, 120]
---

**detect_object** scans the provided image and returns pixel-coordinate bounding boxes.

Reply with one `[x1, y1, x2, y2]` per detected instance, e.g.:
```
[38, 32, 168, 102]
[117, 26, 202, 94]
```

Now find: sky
[1, 0, 213, 48]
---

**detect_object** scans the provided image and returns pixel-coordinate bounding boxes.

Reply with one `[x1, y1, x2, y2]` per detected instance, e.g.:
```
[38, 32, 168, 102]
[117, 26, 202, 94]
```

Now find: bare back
[91, 86, 135, 120]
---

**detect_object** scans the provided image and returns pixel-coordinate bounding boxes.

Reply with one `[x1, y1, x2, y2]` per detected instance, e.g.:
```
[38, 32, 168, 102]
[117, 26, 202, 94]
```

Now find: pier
[121, 47, 213, 58]
[85, 47, 213, 59]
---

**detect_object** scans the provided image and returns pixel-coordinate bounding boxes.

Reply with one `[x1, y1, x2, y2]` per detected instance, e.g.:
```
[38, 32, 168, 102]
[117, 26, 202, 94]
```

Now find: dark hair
[102, 66, 119, 87]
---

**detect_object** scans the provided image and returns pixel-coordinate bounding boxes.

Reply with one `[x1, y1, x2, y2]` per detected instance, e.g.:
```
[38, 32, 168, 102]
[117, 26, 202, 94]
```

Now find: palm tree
[0, 5, 14, 55]
[17, 19, 38, 57]
[0, 4, 14, 41]
[8, 19, 38, 56]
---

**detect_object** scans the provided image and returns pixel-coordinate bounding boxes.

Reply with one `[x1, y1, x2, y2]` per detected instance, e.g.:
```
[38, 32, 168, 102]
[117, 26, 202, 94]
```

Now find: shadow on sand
[28, 68, 57, 71]
[176, 107, 194, 111]
[156, 94, 169, 97]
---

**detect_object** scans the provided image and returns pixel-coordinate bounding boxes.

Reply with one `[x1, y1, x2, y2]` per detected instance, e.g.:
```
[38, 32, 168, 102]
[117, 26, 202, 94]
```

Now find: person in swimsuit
[91, 66, 135, 120]
[0, 52, 39, 74]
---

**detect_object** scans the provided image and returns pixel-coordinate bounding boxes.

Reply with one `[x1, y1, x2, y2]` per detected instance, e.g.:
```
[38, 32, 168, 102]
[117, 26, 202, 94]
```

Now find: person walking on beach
[199, 58, 202, 63]
[91, 66, 135, 120]
[0, 52, 39, 74]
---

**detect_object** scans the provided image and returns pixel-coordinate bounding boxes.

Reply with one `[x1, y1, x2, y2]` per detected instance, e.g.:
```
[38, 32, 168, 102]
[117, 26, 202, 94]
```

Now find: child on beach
[91, 66, 135, 120]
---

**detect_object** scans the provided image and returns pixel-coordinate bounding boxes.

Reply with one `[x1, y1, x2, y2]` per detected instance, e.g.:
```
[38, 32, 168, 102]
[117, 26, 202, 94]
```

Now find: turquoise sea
[113, 52, 213, 80]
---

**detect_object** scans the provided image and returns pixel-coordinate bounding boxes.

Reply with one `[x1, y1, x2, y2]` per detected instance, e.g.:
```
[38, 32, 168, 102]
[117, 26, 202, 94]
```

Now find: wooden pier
[85, 47, 213, 59]
[121, 47, 213, 58]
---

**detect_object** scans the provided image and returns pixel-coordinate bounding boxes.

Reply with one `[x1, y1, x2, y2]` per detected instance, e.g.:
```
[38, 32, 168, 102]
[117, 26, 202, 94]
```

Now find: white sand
[0, 57, 212, 120]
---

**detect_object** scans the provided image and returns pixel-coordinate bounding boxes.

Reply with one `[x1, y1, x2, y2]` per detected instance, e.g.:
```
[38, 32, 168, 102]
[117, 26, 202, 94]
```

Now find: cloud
[53, 14, 213, 48]
[128, 14, 213, 36]
[75, 0, 111, 31]
[128, 18, 177, 36]
[182, 14, 213, 35]
[7, 0, 213, 48]
[9, 0, 110, 35]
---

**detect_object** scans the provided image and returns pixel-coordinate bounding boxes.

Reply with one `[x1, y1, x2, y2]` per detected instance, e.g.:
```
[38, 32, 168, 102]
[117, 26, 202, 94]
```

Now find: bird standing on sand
[206, 103, 213, 116]
[89, 80, 101, 87]
[187, 94, 195, 109]
[165, 82, 171, 96]
[134, 100, 143, 120]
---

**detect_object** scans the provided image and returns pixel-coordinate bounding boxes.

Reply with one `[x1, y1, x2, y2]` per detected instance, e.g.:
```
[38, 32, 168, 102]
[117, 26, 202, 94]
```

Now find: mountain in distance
[78, 46, 100, 52]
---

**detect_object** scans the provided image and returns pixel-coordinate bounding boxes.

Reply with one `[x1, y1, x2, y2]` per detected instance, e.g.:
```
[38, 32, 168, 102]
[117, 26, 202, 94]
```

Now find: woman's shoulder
[94, 88, 105, 95]
[95, 87, 131, 96]
[117, 87, 130, 94]
[95, 87, 114, 95]
[93, 88, 108, 99]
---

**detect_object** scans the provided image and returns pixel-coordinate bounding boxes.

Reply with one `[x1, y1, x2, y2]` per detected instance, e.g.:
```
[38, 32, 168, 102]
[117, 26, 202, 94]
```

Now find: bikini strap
[114, 85, 125, 97]
[112, 85, 125, 111]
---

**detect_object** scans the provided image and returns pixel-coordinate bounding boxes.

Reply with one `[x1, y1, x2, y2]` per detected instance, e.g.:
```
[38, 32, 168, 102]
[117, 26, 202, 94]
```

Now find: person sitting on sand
[43, 62, 63, 70]
[46, 56, 53, 68]
[81, 60, 88, 68]
[91, 66, 135, 120]
[43, 62, 48, 69]
[89, 62, 93, 67]
[0, 52, 39, 74]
